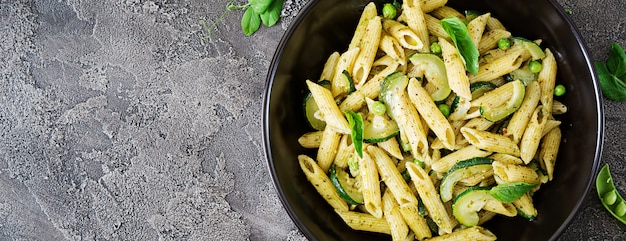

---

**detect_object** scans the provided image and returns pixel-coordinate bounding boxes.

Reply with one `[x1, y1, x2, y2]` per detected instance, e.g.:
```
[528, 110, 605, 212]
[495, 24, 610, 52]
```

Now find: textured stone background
[0, 0, 624, 240]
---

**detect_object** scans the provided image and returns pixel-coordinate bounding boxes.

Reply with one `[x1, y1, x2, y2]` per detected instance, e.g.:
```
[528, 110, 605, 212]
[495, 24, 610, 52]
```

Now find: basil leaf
[241, 7, 261, 36]
[607, 42, 626, 79]
[490, 182, 538, 203]
[249, 0, 273, 14]
[345, 110, 364, 158]
[440, 17, 479, 74]
[596, 61, 626, 101]
[260, 0, 282, 27]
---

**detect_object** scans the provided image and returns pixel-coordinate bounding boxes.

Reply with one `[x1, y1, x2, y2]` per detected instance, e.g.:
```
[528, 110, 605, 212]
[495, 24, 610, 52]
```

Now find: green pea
[498, 38, 511, 50]
[430, 42, 442, 55]
[371, 101, 387, 115]
[616, 202, 626, 217]
[529, 60, 543, 73]
[414, 159, 425, 169]
[382, 3, 397, 19]
[438, 104, 450, 118]
[554, 84, 566, 96]
[604, 190, 617, 205]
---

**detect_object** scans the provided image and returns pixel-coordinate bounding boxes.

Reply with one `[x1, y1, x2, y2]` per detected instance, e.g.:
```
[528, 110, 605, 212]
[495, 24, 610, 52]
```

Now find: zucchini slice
[363, 98, 399, 143]
[470, 81, 497, 100]
[452, 186, 495, 227]
[440, 157, 493, 202]
[363, 114, 399, 143]
[337, 70, 356, 95]
[477, 80, 526, 122]
[379, 71, 410, 121]
[408, 53, 452, 102]
[329, 165, 364, 205]
[511, 37, 546, 60]
[509, 63, 537, 86]
[303, 93, 326, 131]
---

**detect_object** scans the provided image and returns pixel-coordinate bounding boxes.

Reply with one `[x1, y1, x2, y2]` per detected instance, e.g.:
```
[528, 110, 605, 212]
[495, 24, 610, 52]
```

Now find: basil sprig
[595, 42, 626, 101]
[344, 110, 364, 158]
[201, 0, 284, 38]
[440, 17, 480, 75]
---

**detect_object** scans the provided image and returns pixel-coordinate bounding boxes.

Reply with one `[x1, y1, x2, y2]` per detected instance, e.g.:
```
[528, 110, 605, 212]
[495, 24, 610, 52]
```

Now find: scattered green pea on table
[596, 164, 626, 225]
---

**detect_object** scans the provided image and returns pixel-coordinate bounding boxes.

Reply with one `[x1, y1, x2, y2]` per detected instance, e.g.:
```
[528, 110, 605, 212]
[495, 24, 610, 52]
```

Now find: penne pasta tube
[467, 13, 490, 48]
[368, 146, 417, 206]
[353, 16, 383, 89]
[383, 190, 410, 241]
[407, 78, 456, 149]
[492, 161, 542, 184]
[431, 145, 492, 173]
[359, 150, 384, 218]
[335, 209, 391, 234]
[406, 162, 457, 234]
[331, 48, 361, 97]
[316, 126, 342, 172]
[298, 155, 348, 212]
[377, 136, 404, 160]
[539, 127, 561, 181]
[478, 29, 512, 54]
[403, 0, 430, 52]
[430, 6, 465, 20]
[424, 226, 496, 241]
[320, 51, 340, 81]
[519, 105, 548, 164]
[418, 0, 448, 13]
[333, 134, 353, 169]
[461, 127, 520, 156]
[425, 14, 450, 39]
[538, 48, 557, 114]
[439, 37, 472, 99]
[399, 202, 432, 240]
[298, 131, 323, 148]
[504, 80, 541, 143]
[348, 2, 377, 49]
[383, 19, 424, 51]
[468, 48, 525, 83]
[306, 80, 351, 134]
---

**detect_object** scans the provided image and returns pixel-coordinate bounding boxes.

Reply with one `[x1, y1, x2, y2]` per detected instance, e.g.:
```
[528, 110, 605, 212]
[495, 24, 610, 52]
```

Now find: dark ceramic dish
[263, 0, 604, 240]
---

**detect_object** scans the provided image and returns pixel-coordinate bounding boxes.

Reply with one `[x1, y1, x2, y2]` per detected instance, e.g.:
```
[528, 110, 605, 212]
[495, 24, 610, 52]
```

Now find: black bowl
[263, 0, 604, 240]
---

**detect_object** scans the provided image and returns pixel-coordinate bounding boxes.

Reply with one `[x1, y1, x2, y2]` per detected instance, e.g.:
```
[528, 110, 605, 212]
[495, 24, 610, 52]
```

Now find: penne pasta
[335, 209, 391, 234]
[383, 19, 424, 51]
[298, 131, 323, 148]
[406, 162, 457, 234]
[306, 80, 351, 134]
[407, 78, 456, 149]
[359, 150, 384, 218]
[439, 37, 472, 99]
[353, 16, 383, 89]
[316, 126, 342, 172]
[383, 190, 410, 241]
[403, 0, 430, 52]
[298, 155, 348, 212]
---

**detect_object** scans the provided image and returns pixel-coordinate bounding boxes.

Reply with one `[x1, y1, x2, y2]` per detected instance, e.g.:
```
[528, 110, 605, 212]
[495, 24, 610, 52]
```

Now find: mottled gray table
[1, 0, 625, 240]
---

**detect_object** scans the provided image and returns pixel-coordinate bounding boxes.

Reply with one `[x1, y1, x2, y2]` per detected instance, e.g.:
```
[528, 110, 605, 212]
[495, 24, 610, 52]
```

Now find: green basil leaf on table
[607, 42, 626, 79]
[440, 17, 480, 74]
[260, 0, 283, 27]
[595, 61, 626, 101]
[249, 0, 273, 14]
[241, 7, 261, 36]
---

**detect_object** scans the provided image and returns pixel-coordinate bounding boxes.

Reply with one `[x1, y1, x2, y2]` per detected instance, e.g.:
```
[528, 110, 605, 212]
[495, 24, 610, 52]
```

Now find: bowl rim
[261, 0, 605, 240]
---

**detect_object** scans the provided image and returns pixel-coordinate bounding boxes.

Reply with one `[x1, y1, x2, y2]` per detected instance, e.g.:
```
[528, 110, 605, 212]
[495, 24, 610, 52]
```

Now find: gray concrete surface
[0, 0, 624, 240]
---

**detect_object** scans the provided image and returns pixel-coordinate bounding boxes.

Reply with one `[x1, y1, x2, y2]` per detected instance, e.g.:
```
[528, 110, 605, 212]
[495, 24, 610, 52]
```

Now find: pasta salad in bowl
[263, 0, 603, 240]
